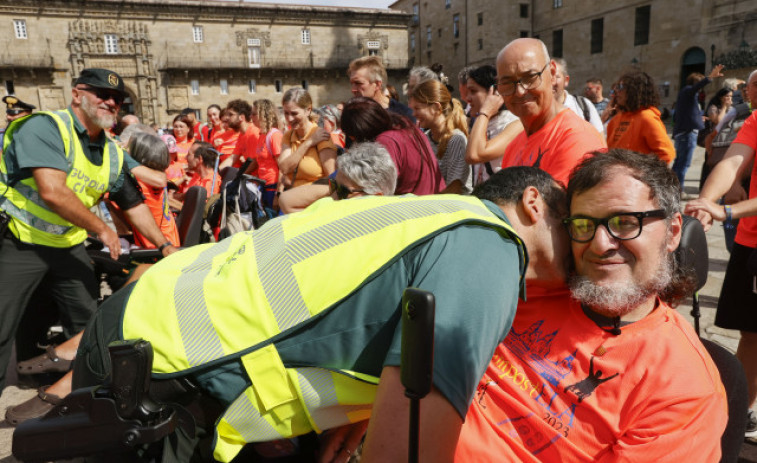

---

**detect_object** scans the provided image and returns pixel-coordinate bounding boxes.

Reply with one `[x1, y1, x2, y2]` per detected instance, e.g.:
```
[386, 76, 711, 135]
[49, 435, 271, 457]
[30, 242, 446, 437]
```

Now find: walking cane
[401, 288, 435, 463]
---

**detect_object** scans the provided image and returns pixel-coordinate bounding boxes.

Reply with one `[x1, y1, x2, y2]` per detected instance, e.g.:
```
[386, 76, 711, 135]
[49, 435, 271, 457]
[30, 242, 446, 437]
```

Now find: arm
[361, 366, 462, 463]
[278, 133, 317, 175]
[643, 112, 676, 164]
[122, 204, 178, 256]
[684, 143, 754, 230]
[318, 146, 337, 177]
[131, 165, 167, 189]
[32, 167, 121, 259]
[278, 182, 331, 214]
[466, 114, 524, 165]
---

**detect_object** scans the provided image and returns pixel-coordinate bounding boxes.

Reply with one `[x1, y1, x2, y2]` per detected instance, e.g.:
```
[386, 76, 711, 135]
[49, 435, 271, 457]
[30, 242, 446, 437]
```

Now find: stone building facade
[0, 0, 411, 126]
[390, 0, 756, 106]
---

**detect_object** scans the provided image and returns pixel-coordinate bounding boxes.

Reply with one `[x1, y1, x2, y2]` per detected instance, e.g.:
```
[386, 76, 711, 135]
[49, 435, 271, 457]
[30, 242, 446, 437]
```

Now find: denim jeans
[672, 130, 698, 188]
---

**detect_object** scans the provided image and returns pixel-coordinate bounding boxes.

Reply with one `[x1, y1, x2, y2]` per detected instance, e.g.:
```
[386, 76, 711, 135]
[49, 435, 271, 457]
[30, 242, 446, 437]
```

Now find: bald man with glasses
[496, 38, 605, 185]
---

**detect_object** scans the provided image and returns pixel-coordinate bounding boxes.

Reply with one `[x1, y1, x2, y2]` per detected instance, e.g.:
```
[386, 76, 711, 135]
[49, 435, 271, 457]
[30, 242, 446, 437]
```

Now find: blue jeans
[672, 130, 698, 188]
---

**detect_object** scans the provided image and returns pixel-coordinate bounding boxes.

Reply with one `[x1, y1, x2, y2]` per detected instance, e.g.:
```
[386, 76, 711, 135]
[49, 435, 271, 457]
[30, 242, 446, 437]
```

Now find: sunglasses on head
[329, 178, 364, 200]
[77, 86, 125, 105]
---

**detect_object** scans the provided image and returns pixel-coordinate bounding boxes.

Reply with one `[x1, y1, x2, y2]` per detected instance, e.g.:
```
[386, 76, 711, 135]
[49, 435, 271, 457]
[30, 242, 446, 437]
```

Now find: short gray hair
[457, 65, 477, 86]
[338, 142, 398, 196]
[553, 57, 568, 76]
[127, 132, 170, 171]
[120, 123, 156, 148]
[409, 66, 439, 85]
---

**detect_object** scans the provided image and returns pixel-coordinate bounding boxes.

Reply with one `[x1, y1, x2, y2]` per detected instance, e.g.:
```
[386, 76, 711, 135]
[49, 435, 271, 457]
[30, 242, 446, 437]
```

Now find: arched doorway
[680, 47, 706, 91]
[118, 86, 139, 120]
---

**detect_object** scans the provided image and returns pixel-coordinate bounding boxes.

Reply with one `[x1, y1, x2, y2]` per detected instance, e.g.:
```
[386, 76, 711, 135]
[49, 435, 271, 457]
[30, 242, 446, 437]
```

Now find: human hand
[161, 244, 179, 257]
[481, 86, 505, 116]
[709, 64, 725, 80]
[318, 421, 368, 463]
[684, 199, 720, 231]
[312, 127, 331, 144]
[99, 227, 121, 260]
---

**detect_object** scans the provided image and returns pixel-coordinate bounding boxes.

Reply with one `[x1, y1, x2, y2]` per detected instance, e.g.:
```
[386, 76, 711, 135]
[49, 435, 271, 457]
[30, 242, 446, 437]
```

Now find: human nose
[513, 81, 528, 97]
[588, 223, 620, 253]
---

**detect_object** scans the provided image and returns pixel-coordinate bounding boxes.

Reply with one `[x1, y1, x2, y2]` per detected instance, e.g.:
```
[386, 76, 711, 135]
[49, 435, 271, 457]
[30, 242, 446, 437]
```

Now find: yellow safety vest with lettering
[0, 110, 124, 247]
[122, 194, 525, 462]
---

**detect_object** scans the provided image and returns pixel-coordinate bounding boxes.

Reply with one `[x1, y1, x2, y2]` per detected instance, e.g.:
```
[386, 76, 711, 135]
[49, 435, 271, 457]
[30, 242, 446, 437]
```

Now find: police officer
[0, 68, 178, 393]
[3, 95, 35, 123]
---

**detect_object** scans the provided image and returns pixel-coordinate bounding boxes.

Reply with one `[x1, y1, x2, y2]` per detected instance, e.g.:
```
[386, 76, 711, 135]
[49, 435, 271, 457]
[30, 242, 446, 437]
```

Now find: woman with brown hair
[171, 113, 194, 169]
[409, 79, 470, 193]
[340, 96, 445, 195]
[277, 88, 337, 190]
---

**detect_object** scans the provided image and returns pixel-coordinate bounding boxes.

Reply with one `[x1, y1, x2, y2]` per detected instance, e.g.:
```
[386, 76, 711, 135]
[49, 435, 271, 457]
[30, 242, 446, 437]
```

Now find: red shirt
[132, 178, 180, 248]
[376, 127, 446, 195]
[502, 110, 606, 186]
[232, 124, 261, 169]
[181, 170, 221, 198]
[733, 111, 757, 247]
[211, 128, 240, 164]
[254, 129, 283, 185]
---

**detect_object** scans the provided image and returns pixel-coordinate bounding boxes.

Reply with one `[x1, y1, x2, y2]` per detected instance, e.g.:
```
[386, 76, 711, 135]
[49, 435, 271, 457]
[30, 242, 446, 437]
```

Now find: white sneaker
[746, 409, 757, 439]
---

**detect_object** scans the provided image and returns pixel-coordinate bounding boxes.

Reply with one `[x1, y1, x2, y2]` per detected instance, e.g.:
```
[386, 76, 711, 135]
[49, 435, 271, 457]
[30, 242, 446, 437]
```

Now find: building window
[520, 30, 529, 38]
[634, 5, 651, 46]
[591, 18, 604, 54]
[438, 28, 442, 38]
[445, 0, 451, 9]
[104, 34, 119, 54]
[248, 80, 257, 94]
[453, 14, 460, 39]
[190, 79, 199, 95]
[426, 50, 432, 61]
[220, 79, 228, 95]
[426, 26, 432, 47]
[301, 29, 311, 45]
[275, 79, 283, 93]
[520, 4, 529, 18]
[5, 81, 14, 95]
[478, 38, 483, 50]
[13, 19, 27, 39]
[192, 26, 203, 43]
[553, 0, 562, 8]
[477, 12, 483, 26]
[302, 80, 309, 90]
[410, 32, 416, 52]
[412, 3, 419, 24]
[247, 38, 261, 68]
[552, 29, 563, 58]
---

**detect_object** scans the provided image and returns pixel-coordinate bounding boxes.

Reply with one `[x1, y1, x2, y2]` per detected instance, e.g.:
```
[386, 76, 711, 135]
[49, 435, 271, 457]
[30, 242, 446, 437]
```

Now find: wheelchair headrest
[676, 215, 709, 292]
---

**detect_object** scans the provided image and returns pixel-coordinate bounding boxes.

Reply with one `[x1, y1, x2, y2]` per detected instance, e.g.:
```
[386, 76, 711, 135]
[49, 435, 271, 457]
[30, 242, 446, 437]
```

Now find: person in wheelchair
[15, 165, 570, 462]
[456, 150, 728, 462]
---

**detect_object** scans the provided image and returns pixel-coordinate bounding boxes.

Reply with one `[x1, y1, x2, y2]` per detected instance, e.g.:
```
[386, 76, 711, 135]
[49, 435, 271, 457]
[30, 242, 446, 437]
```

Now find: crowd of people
[1, 35, 757, 462]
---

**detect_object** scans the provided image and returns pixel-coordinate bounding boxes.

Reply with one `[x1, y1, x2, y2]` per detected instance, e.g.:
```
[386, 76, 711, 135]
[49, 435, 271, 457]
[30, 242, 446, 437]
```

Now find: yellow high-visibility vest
[122, 194, 525, 462]
[0, 110, 123, 247]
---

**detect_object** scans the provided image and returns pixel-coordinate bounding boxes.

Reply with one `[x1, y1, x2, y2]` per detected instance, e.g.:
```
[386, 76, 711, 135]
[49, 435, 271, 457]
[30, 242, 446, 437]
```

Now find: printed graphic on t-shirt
[476, 319, 619, 455]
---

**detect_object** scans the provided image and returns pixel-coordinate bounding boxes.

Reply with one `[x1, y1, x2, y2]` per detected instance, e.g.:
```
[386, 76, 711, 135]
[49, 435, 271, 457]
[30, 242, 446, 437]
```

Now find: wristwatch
[158, 241, 173, 252]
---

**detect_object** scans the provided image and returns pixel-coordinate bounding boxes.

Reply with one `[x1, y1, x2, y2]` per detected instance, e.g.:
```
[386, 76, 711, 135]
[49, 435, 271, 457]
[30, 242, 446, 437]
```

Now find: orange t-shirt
[502, 110, 606, 185]
[166, 161, 184, 186]
[455, 286, 726, 463]
[181, 170, 221, 198]
[733, 111, 757, 247]
[132, 178, 180, 248]
[254, 129, 283, 186]
[211, 128, 240, 164]
[284, 125, 337, 187]
[232, 124, 261, 168]
[606, 107, 675, 163]
[175, 138, 193, 168]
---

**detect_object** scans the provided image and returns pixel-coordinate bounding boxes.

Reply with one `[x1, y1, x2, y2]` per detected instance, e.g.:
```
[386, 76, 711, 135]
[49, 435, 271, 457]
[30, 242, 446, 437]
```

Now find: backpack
[205, 174, 268, 241]
[708, 103, 752, 168]
[574, 95, 592, 122]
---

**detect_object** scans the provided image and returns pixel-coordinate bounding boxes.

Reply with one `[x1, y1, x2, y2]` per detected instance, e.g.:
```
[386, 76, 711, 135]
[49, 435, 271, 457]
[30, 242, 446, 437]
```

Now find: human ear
[666, 212, 683, 252]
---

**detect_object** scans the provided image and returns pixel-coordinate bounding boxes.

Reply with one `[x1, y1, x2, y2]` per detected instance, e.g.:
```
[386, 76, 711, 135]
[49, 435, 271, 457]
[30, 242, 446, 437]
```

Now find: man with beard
[0, 68, 177, 396]
[456, 149, 727, 462]
[219, 99, 259, 171]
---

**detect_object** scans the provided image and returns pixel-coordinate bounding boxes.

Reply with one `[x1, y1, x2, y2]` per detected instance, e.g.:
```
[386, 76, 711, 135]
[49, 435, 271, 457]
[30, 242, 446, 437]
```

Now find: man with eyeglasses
[457, 149, 726, 462]
[496, 38, 605, 185]
[0, 68, 178, 400]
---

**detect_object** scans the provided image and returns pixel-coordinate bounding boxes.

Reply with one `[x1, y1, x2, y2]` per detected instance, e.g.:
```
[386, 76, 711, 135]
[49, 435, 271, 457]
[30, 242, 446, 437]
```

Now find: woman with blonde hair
[277, 88, 337, 191]
[409, 79, 470, 193]
[251, 98, 283, 208]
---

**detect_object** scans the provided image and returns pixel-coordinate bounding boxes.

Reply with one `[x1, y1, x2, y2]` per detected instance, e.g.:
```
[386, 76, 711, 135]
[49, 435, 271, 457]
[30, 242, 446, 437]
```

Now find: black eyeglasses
[329, 178, 364, 200]
[496, 63, 549, 96]
[562, 209, 668, 243]
[77, 86, 125, 105]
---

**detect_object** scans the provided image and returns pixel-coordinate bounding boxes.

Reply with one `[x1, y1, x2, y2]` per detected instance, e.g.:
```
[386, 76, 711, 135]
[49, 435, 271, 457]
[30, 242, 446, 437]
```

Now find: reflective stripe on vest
[122, 194, 525, 461]
[0, 110, 123, 247]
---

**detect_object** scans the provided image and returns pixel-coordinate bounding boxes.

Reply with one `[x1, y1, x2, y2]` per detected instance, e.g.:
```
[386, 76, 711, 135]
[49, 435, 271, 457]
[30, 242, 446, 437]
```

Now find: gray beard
[569, 253, 673, 318]
[81, 94, 116, 129]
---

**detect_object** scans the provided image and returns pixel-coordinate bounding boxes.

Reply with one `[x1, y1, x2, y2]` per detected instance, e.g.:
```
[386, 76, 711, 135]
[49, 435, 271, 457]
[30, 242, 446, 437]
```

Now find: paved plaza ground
[0, 146, 755, 461]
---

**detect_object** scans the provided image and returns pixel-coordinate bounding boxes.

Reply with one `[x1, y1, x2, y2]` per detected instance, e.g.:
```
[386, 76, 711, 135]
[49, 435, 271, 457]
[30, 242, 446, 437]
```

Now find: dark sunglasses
[77, 86, 124, 105]
[329, 178, 364, 200]
[6, 109, 26, 116]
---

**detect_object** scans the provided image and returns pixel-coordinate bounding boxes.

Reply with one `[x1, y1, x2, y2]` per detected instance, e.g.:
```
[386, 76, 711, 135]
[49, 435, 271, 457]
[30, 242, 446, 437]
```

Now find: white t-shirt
[564, 92, 605, 135]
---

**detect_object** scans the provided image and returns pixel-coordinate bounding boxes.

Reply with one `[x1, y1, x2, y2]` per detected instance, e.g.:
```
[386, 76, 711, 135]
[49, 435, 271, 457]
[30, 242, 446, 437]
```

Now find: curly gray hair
[338, 142, 398, 196]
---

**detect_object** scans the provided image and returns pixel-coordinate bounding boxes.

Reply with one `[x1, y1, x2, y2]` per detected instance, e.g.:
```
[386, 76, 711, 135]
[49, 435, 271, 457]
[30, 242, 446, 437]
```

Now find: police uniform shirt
[2, 106, 138, 193]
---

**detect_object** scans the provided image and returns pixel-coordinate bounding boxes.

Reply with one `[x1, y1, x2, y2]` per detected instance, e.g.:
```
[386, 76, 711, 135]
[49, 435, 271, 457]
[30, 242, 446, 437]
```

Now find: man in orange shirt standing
[496, 38, 606, 185]
[220, 99, 259, 171]
[458, 149, 727, 462]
